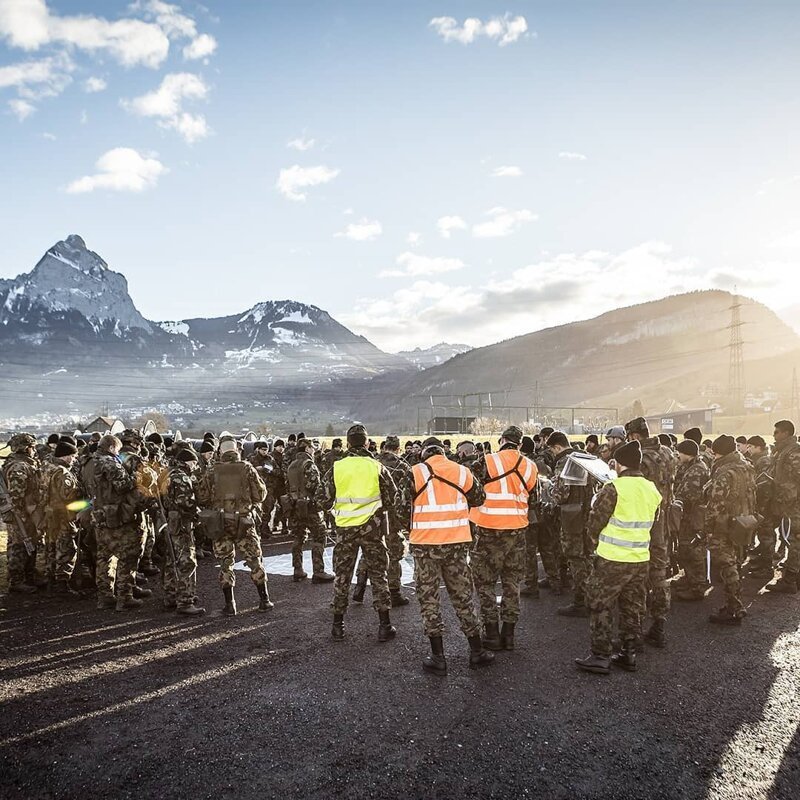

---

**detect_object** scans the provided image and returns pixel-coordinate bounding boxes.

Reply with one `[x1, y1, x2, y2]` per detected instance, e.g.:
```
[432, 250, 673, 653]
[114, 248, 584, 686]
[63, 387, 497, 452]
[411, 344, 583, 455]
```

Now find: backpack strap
[413, 462, 469, 501]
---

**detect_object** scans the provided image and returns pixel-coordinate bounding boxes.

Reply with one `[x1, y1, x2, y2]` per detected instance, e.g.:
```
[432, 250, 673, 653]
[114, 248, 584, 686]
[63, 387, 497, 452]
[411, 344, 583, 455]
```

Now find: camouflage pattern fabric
[471, 526, 527, 625]
[2, 452, 42, 586]
[771, 437, 800, 576]
[95, 524, 143, 602]
[213, 518, 266, 589]
[162, 466, 200, 606]
[674, 457, 710, 590]
[585, 557, 649, 656]
[291, 511, 328, 574]
[412, 542, 481, 638]
[46, 463, 81, 582]
[331, 513, 390, 614]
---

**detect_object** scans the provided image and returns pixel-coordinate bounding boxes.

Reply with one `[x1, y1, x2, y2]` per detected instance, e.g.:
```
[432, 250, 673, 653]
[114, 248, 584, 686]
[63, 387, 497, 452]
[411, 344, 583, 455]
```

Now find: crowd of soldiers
[1, 414, 798, 676]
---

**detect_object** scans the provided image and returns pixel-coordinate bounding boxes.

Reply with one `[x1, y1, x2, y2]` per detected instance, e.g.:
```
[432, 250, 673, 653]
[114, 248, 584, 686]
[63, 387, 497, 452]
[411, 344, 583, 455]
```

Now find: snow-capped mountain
[0, 235, 409, 417]
[397, 342, 473, 369]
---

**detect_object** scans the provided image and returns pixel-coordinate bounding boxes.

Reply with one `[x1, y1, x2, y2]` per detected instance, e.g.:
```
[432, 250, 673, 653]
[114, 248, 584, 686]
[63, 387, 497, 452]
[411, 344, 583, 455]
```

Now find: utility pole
[727, 291, 745, 413]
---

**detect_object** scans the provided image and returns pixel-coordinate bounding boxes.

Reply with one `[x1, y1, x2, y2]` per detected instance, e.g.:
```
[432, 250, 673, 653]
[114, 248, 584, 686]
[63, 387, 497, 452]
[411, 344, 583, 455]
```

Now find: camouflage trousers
[709, 535, 743, 614]
[471, 527, 527, 625]
[96, 523, 146, 601]
[586, 557, 648, 657]
[290, 511, 327, 575]
[332, 515, 390, 614]
[141, 513, 156, 567]
[213, 520, 265, 589]
[356, 525, 405, 592]
[779, 515, 800, 576]
[559, 508, 591, 605]
[162, 520, 198, 607]
[678, 526, 707, 590]
[524, 519, 562, 587]
[4, 519, 39, 586]
[647, 514, 671, 619]
[52, 525, 80, 582]
[412, 543, 481, 638]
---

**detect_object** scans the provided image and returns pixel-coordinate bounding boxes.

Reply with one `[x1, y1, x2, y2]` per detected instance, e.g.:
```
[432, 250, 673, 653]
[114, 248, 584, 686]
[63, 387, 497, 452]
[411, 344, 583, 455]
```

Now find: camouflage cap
[120, 428, 143, 444]
[347, 424, 368, 438]
[8, 433, 36, 452]
[501, 425, 523, 445]
[624, 417, 649, 437]
[384, 435, 400, 448]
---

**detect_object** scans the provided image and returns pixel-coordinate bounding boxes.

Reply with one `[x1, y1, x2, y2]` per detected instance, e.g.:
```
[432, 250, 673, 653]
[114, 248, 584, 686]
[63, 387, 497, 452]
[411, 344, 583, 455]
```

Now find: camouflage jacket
[551, 448, 594, 509]
[1, 452, 40, 517]
[674, 458, 710, 533]
[45, 462, 81, 534]
[322, 447, 344, 474]
[377, 450, 411, 490]
[287, 451, 322, 501]
[248, 451, 279, 492]
[197, 451, 266, 513]
[640, 436, 674, 506]
[394, 455, 485, 531]
[166, 465, 197, 518]
[705, 451, 756, 536]
[771, 437, 800, 519]
[93, 451, 137, 507]
[315, 447, 397, 521]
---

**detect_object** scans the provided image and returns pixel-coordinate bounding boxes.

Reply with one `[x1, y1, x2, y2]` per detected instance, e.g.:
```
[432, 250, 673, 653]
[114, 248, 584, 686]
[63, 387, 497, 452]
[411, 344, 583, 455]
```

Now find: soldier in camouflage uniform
[315, 425, 397, 642]
[353, 435, 411, 607]
[92, 434, 150, 611]
[672, 439, 711, 601]
[198, 438, 272, 615]
[162, 449, 205, 615]
[705, 435, 757, 624]
[1, 433, 43, 593]
[43, 440, 83, 594]
[625, 417, 674, 647]
[745, 435, 776, 576]
[576, 441, 662, 675]
[547, 431, 594, 617]
[395, 437, 493, 674]
[284, 439, 334, 583]
[249, 441, 278, 536]
[767, 419, 800, 594]
[470, 426, 538, 650]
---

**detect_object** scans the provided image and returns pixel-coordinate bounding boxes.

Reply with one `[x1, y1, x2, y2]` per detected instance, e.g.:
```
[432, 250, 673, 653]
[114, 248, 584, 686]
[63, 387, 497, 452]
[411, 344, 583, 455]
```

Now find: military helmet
[8, 433, 36, 452]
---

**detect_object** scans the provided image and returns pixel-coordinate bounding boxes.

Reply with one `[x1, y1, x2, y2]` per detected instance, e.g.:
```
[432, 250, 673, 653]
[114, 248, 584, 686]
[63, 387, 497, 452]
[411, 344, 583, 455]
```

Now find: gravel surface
[0, 553, 798, 800]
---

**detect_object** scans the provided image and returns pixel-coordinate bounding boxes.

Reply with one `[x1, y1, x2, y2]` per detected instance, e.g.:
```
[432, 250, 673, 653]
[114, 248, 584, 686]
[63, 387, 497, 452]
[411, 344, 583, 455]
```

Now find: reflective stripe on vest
[332, 457, 382, 527]
[410, 455, 473, 545]
[596, 476, 662, 563]
[470, 449, 537, 530]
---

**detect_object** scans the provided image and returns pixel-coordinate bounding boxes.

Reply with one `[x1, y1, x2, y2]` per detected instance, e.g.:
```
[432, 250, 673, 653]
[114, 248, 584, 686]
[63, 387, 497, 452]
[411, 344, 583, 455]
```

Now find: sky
[1, 0, 799, 352]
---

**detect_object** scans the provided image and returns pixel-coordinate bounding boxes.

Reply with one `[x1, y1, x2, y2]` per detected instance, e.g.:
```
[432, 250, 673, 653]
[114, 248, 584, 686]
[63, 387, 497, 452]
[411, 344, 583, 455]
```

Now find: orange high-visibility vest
[410, 454, 474, 545]
[470, 449, 538, 530]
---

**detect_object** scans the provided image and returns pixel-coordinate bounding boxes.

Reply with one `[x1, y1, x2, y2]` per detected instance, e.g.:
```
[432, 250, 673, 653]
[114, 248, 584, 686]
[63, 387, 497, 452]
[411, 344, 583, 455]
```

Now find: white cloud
[8, 97, 34, 120]
[276, 164, 340, 202]
[342, 242, 703, 351]
[84, 76, 107, 93]
[491, 165, 522, 177]
[0, 53, 73, 99]
[407, 231, 422, 246]
[287, 135, 315, 151]
[123, 72, 210, 143]
[769, 229, 800, 249]
[437, 215, 467, 239]
[335, 218, 382, 242]
[66, 147, 167, 194]
[41, 130, 55, 140]
[183, 32, 216, 60]
[472, 207, 537, 238]
[429, 14, 529, 46]
[559, 151, 587, 161]
[0, 0, 170, 68]
[380, 252, 465, 278]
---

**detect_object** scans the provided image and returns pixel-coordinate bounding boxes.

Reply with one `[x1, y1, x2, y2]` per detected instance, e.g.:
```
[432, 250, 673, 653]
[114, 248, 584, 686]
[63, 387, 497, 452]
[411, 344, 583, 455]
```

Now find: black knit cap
[47, 433, 60, 444]
[658, 434, 672, 447]
[146, 432, 163, 445]
[176, 449, 198, 462]
[614, 440, 642, 470]
[501, 425, 523, 445]
[60, 434, 77, 446]
[676, 439, 699, 457]
[54, 441, 78, 457]
[520, 435, 535, 455]
[684, 427, 703, 445]
[332, 438, 342, 448]
[747, 435, 766, 448]
[200, 440, 215, 454]
[712, 435, 736, 456]
[274, 438, 285, 447]
[203, 432, 215, 441]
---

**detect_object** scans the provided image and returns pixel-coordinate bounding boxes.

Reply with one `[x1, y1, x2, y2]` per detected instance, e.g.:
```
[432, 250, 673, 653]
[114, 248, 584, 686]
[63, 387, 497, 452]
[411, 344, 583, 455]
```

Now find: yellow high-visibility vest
[596, 476, 662, 563]
[332, 457, 382, 528]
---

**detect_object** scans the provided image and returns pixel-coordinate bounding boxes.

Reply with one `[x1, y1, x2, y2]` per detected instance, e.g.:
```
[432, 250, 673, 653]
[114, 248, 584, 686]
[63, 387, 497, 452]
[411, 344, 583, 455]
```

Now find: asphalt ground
[0, 543, 798, 800]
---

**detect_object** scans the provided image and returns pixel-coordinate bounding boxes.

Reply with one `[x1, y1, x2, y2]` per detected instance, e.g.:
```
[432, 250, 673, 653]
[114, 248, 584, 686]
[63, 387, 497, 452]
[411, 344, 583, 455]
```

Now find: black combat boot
[9, 581, 38, 594]
[352, 574, 368, 603]
[709, 606, 743, 626]
[257, 582, 274, 611]
[644, 618, 666, 648]
[115, 596, 144, 612]
[390, 589, 409, 607]
[611, 640, 637, 672]
[500, 622, 515, 651]
[557, 602, 589, 618]
[332, 613, 345, 640]
[312, 571, 335, 583]
[140, 562, 160, 577]
[674, 587, 705, 601]
[223, 586, 237, 616]
[574, 654, 611, 674]
[177, 603, 206, 616]
[53, 580, 80, 596]
[482, 621, 503, 651]
[292, 551, 307, 581]
[468, 635, 495, 669]
[766, 574, 798, 594]
[423, 635, 447, 676]
[132, 585, 152, 599]
[377, 609, 396, 642]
